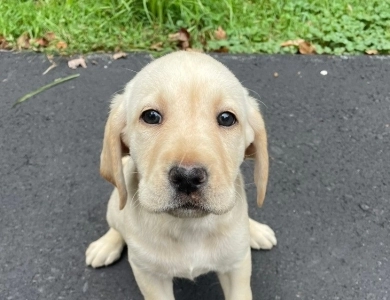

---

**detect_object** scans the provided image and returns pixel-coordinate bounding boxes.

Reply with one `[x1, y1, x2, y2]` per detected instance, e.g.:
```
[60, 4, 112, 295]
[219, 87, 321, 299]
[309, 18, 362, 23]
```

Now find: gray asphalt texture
[1, 52, 389, 300]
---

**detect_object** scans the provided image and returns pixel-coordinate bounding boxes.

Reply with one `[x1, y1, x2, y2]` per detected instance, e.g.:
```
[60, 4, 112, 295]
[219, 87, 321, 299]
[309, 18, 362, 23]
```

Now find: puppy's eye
[217, 112, 236, 127]
[141, 109, 162, 124]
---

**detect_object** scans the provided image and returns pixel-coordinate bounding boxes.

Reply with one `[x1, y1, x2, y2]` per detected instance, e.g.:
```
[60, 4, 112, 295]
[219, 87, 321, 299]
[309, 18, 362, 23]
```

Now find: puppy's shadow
[173, 273, 224, 300]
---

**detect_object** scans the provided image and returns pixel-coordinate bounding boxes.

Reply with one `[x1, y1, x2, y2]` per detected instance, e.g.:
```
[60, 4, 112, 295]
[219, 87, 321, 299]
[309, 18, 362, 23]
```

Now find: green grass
[1, 0, 390, 55]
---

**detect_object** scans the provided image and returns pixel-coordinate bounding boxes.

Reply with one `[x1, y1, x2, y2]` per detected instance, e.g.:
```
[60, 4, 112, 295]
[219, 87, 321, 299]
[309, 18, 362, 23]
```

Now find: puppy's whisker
[109, 88, 126, 100]
[178, 151, 188, 168]
[130, 188, 140, 204]
[124, 68, 139, 74]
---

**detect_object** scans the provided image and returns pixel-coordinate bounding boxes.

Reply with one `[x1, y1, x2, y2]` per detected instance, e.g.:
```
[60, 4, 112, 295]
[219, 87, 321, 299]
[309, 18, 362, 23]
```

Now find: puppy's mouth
[166, 199, 210, 218]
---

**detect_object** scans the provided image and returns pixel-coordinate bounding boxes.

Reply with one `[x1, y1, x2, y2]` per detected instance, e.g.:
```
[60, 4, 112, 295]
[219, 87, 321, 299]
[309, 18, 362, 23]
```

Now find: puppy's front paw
[249, 218, 277, 250]
[86, 228, 125, 268]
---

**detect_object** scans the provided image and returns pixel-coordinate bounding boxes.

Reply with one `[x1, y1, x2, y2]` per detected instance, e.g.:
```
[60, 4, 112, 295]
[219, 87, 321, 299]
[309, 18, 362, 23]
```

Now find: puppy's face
[101, 52, 268, 217]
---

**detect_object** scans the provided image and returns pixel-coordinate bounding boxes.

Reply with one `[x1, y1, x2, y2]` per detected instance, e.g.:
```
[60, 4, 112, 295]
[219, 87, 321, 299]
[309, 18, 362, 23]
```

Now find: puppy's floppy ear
[100, 94, 129, 210]
[244, 96, 269, 207]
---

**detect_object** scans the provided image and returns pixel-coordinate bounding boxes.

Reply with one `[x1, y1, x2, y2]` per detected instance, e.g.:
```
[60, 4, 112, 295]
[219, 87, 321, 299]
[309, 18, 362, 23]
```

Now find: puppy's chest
[129, 232, 245, 279]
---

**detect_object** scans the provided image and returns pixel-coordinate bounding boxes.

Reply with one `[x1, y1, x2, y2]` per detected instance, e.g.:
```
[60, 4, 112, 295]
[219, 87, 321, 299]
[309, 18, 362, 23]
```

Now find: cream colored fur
[86, 51, 277, 300]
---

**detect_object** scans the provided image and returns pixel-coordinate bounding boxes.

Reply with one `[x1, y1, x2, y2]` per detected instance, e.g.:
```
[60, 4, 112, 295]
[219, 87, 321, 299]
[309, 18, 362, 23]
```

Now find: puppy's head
[100, 51, 268, 217]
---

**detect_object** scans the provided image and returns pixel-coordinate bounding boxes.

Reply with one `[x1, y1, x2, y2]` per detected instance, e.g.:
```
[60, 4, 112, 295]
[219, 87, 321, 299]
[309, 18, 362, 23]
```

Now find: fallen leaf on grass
[113, 52, 127, 60]
[281, 39, 316, 54]
[56, 41, 67, 50]
[150, 42, 163, 51]
[13, 74, 80, 108]
[17, 33, 30, 49]
[68, 57, 87, 69]
[298, 41, 316, 54]
[281, 39, 304, 47]
[365, 49, 378, 55]
[36, 37, 49, 47]
[0, 36, 10, 50]
[169, 28, 190, 50]
[214, 27, 227, 40]
[31, 37, 49, 48]
[44, 32, 56, 42]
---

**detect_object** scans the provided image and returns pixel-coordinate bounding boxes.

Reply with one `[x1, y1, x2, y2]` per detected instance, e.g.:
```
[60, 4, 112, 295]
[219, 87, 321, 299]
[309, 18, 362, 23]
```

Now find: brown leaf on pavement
[169, 28, 190, 50]
[365, 49, 378, 55]
[17, 33, 30, 49]
[113, 52, 127, 60]
[68, 57, 87, 69]
[214, 26, 227, 40]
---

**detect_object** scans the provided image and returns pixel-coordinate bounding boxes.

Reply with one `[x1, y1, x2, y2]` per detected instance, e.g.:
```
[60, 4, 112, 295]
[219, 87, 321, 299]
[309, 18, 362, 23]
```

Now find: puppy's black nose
[169, 166, 208, 194]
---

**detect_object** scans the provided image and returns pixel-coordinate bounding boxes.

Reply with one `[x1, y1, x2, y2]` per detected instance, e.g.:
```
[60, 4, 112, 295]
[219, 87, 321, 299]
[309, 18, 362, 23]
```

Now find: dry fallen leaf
[35, 37, 49, 47]
[150, 42, 163, 51]
[281, 39, 304, 47]
[169, 28, 190, 50]
[214, 26, 227, 40]
[0, 36, 10, 50]
[281, 39, 315, 54]
[68, 57, 87, 69]
[113, 52, 127, 60]
[56, 41, 67, 50]
[17, 33, 30, 50]
[365, 49, 378, 55]
[44, 32, 56, 42]
[298, 41, 316, 54]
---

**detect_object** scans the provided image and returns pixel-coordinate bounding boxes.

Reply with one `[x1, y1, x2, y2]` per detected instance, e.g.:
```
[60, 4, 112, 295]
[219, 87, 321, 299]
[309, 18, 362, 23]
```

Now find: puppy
[86, 51, 277, 300]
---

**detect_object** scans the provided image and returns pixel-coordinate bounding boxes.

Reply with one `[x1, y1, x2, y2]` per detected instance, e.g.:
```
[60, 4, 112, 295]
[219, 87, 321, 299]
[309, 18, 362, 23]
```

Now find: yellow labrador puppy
[86, 51, 277, 300]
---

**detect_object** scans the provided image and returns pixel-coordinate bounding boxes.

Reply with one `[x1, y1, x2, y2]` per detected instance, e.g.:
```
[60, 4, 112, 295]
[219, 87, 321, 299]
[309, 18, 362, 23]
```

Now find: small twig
[42, 62, 57, 75]
[13, 74, 80, 108]
[42, 54, 57, 75]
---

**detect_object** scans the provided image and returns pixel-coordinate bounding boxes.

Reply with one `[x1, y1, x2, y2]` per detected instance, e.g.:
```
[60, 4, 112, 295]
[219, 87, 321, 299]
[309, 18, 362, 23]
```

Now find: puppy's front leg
[217, 251, 252, 300]
[129, 259, 174, 300]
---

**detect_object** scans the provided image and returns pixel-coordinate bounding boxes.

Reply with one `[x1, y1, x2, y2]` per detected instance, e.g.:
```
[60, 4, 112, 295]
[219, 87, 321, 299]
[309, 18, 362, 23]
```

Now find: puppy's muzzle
[168, 166, 208, 195]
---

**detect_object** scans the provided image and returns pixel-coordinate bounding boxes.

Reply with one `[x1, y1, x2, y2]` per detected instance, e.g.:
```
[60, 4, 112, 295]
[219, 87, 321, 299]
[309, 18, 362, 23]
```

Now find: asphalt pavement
[1, 52, 389, 300]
